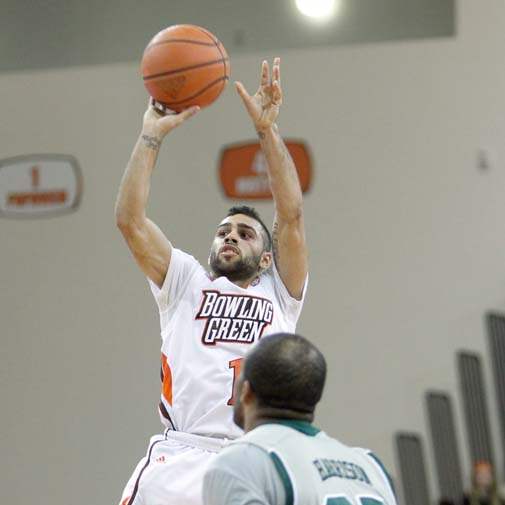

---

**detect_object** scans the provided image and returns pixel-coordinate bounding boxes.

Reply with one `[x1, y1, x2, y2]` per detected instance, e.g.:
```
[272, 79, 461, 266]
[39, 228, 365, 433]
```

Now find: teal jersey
[203, 421, 397, 505]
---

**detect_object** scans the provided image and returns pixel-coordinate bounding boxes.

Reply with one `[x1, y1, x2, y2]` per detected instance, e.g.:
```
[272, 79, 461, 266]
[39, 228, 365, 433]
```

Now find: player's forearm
[259, 125, 303, 221]
[115, 133, 162, 229]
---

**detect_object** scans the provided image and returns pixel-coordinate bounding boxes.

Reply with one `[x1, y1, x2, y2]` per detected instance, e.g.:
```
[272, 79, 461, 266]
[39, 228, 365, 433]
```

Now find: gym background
[2, 1, 504, 504]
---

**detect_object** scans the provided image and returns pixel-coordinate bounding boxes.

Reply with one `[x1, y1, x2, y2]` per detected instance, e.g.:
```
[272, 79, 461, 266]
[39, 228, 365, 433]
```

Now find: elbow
[116, 217, 129, 233]
[115, 210, 141, 236]
[116, 218, 145, 243]
[114, 201, 143, 232]
[115, 207, 129, 231]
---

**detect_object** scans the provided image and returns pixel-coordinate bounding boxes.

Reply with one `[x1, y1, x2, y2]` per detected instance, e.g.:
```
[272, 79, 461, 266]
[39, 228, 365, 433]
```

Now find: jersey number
[325, 497, 384, 505]
[227, 358, 243, 406]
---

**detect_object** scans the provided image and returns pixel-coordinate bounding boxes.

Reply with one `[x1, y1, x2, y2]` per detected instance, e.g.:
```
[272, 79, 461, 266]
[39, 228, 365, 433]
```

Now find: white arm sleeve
[148, 248, 202, 312]
[203, 444, 286, 505]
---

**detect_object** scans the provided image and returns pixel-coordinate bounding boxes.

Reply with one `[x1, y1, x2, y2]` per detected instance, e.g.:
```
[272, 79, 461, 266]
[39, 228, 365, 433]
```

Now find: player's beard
[233, 397, 245, 430]
[209, 249, 262, 282]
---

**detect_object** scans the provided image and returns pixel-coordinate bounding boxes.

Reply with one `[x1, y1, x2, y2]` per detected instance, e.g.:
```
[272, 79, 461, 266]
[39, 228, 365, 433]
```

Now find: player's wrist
[140, 129, 163, 150]
[256, 123, 278, 140]
[141, 119, 174, 138]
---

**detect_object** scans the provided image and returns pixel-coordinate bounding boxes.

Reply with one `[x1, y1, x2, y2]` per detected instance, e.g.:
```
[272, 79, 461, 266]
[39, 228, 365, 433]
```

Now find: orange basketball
[141, 25, 230, 112]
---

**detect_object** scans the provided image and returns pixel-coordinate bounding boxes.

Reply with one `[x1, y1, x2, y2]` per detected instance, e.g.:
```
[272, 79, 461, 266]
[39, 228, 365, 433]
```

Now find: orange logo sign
[0, 154, 82, 218]
[218, 140, 312, 200]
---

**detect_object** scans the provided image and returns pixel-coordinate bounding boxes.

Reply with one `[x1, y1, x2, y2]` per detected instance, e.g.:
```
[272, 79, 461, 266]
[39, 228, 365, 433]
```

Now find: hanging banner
[0, 154, 82, 218]
[218, 140, 312, 200]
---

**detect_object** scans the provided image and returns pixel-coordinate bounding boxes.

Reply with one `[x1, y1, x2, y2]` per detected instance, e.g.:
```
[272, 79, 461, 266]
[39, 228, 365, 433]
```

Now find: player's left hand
[235, 57, 282, 133]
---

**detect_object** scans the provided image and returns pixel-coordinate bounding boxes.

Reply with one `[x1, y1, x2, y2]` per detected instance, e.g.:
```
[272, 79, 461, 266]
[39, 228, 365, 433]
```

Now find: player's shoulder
[171, 247, 204, 271]
[204, 439, 286, 505]
[207, 440, 272, 477]
[237, 421, 324, 451]
[170, 248, 213, 283]
[351, 446, 397, 500]
[260, 261, 308, 313]
[351, 446, 388, 469]
[221, 423, 313, 474]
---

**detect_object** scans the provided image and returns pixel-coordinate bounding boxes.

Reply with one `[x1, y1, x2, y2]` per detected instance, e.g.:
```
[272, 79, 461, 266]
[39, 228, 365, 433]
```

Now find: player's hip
[119, 431, 230, 505]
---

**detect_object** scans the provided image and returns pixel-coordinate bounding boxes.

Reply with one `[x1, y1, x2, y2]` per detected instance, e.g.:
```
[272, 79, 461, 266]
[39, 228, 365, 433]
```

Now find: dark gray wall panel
[486, 312, 505, 474]
[395, 432, 431, 505]
[426, 391, 464, 502]
[457, 351, 494, 465]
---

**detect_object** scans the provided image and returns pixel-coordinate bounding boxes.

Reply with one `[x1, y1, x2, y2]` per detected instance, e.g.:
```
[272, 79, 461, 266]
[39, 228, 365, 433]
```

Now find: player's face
[209, 214, 269, 282]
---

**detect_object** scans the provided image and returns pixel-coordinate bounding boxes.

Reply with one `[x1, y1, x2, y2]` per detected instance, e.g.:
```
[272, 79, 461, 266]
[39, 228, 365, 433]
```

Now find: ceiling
[0, 0, 455, 73]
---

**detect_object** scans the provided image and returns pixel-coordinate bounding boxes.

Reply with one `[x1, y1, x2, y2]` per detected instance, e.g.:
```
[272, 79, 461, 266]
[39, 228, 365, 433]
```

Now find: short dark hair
[227, 205, 272, 252]
[243, 333, 327, 414]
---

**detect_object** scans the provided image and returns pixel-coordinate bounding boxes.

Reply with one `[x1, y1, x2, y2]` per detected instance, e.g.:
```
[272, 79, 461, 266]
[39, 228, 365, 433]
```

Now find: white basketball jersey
[148, 248, 306, 439]
[236, 423, 398, 505]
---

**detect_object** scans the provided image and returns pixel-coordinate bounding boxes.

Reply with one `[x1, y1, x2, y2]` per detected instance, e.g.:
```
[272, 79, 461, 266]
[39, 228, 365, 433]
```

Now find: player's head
[209, 206, 272, 283]
[233, 333, 327, 430]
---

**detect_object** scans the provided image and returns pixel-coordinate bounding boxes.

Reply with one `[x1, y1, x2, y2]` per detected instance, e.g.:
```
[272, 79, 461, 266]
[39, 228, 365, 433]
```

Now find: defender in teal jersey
[202, 333, 398, 505]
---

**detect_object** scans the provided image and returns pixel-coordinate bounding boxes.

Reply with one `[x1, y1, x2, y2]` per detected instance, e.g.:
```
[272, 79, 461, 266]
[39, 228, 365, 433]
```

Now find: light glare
[295, 0, 338, 19]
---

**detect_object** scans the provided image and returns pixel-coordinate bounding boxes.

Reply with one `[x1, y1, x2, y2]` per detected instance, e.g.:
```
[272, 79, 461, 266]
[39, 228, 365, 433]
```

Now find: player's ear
[260, 251, 273, 271]
[241, 380, 256, 405]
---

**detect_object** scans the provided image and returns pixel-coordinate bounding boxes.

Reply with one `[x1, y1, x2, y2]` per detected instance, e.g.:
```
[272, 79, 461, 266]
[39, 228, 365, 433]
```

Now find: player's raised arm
[115, 100, 199, 288]
[236, 58, 307, 299]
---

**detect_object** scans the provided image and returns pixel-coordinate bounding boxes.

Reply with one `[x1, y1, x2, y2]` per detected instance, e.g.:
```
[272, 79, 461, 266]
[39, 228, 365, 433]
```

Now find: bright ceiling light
[295, 0, 338, 20]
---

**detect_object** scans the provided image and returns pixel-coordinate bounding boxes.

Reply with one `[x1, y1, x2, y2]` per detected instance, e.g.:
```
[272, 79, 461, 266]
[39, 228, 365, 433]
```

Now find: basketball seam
[194, 26, 220, 46]
[143, 58, 229, 81]
[159, 76, 228, 106]
[212, 36, 228, 81]
[144, 38, 217, 52]
[194, 27, 229, 95]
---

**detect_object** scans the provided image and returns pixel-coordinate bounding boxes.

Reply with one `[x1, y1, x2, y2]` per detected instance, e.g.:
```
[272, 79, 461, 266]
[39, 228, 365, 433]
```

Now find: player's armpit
[117, 217, 172, 288]
[272, 212, 308, 300]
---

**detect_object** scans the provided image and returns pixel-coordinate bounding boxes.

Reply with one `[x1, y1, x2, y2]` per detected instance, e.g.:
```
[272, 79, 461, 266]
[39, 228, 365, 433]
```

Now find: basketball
[141, 25, 230, 112]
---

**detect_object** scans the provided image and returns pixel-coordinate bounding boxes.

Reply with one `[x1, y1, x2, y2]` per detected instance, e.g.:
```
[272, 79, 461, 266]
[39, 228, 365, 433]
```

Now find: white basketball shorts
[118, 431, 229, 505]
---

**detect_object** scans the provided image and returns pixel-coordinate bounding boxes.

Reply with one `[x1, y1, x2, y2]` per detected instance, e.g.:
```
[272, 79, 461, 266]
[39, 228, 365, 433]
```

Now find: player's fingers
[260, 60, 270, 88]
[235, 81, 257, 116]
[175, 106, 200, 124]
[272, 81, 282, 104]
[273, 57, 281, 86]
[235, 81, 251, 102]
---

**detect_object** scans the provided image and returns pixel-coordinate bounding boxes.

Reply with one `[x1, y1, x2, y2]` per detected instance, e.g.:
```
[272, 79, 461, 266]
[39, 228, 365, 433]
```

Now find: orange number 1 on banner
[31, 166, 40, 189]
[227, 358, 243, 406]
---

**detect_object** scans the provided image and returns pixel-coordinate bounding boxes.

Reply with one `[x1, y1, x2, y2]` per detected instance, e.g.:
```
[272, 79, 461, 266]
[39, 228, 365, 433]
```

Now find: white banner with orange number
[0, 154, 82, 218]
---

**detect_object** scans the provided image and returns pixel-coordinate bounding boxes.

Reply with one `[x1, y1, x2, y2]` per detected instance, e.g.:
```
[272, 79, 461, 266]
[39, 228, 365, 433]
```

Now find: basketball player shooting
[114, 57, 308, 505]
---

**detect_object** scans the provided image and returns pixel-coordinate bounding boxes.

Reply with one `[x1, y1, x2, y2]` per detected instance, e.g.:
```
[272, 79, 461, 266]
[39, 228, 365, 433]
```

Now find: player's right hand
[142, 98, 200, 139]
